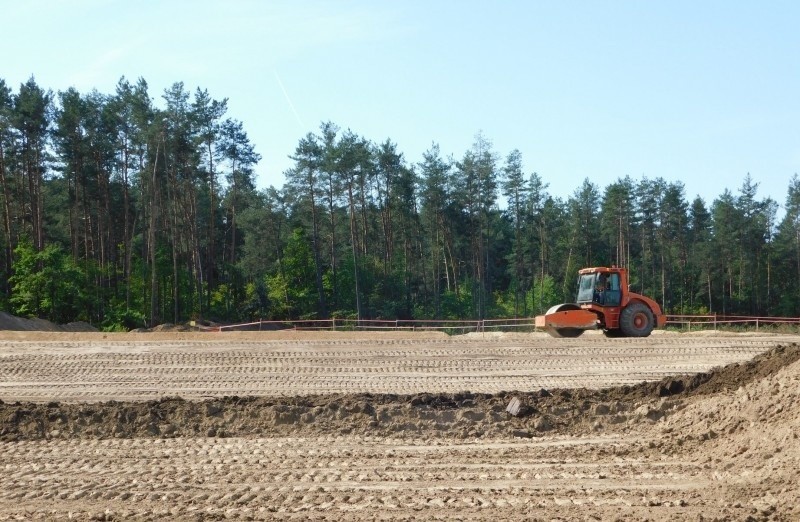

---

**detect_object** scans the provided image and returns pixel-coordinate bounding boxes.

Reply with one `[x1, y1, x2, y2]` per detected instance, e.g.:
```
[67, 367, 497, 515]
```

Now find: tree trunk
[0, 143, 14, 290]
[307, 168, 327, 318]
[326, 173, 337, 310]
[148, 139, 161, 326]
[347, 182, 361, 321]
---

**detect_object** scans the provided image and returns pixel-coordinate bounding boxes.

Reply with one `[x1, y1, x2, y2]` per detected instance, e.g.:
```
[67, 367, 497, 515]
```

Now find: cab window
[604, 273, 621, 306]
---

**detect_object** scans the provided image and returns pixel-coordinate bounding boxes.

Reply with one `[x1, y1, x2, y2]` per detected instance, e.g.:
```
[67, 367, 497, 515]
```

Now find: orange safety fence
[667, 314, 800, 330]
[209, 314, 800, 333]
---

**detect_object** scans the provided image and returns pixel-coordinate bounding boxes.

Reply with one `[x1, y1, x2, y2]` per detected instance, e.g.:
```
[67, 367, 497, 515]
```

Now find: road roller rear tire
[619, 302, 655, 337]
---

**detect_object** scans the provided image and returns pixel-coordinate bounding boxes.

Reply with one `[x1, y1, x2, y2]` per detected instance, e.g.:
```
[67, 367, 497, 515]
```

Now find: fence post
[714, 314, 717, 331]
[756, 318, 759, 331]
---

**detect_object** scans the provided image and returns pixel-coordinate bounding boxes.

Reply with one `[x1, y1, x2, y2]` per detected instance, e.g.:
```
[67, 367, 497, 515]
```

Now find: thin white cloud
[274, 70, 305, 129]
[164, 2, 408, 68]
[66, 36, 149, 91]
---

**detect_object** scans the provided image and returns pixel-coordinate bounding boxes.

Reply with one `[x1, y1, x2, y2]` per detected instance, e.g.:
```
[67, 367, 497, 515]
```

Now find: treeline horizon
[1, 76, 798, 330]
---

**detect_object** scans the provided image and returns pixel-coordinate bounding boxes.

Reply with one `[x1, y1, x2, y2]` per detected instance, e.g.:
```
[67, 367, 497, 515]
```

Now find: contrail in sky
[274, 70, 306, 129]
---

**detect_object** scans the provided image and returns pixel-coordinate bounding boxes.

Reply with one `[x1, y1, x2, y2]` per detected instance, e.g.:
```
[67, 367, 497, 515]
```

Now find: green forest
[0, 76, 797, 330]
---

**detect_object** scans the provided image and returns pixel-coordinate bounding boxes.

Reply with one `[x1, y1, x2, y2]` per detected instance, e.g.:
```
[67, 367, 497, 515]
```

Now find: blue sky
[4, 1, 800, 209]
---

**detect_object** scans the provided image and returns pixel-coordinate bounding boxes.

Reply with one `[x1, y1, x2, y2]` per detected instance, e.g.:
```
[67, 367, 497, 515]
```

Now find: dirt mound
[653, 347, 800, 521]
[1, 343, 797, 443]
[0, 311, 97, 332]
[147, 323, 198, 332]
[606, 342, 800, 399]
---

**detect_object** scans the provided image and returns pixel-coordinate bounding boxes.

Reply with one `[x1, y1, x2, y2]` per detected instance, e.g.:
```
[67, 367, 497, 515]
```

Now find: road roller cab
[535, 267, 667, 338]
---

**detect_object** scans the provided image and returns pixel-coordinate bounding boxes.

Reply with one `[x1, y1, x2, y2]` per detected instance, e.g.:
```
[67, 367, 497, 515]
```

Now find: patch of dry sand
[0, 331, 797, 520]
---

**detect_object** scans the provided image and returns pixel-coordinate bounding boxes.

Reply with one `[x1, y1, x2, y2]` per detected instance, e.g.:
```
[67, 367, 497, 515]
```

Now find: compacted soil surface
[0, 330, 798, 520]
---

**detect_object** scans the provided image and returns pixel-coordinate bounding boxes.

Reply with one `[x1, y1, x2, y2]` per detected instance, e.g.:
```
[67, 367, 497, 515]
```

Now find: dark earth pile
[0, 311, 96, 332]
[1, 343, 797, 442]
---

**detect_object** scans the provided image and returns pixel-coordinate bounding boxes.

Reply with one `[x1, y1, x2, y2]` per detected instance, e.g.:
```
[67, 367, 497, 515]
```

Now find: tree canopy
[0, 76, 794, 329]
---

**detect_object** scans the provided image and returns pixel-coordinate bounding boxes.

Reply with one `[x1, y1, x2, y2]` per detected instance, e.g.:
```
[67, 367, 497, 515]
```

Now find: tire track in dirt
[0, 334, 792, 402]
[0, 435, 720, 520]
[0, 336, 798, 520]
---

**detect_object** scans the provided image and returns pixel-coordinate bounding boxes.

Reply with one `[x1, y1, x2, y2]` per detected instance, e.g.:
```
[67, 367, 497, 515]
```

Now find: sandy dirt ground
[0, 330, 798, 520]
